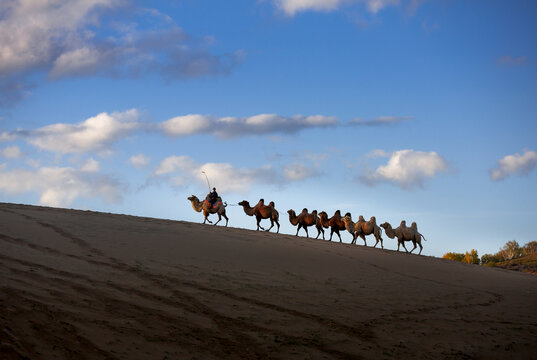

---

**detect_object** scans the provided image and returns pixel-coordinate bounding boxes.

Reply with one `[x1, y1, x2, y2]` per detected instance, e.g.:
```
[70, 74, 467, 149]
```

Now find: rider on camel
[208, 187, 218, 207]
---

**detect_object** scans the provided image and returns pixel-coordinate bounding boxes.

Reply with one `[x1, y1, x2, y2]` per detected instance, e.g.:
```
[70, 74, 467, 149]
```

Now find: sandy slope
[0, 203, 536, 359]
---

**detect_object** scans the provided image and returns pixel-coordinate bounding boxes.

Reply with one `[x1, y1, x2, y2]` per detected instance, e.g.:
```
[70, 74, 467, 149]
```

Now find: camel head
[287, 209, 295, 216]
[380, 222, 390, 230]
[187, 195, 198, 202]
[238, 200, 249, 207]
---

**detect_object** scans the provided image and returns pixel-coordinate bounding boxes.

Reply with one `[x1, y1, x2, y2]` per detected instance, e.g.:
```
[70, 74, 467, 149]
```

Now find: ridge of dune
[1, 202, 536, 359]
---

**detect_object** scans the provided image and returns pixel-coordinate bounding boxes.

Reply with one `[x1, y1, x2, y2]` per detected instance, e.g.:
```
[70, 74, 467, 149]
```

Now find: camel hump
[411, 222, 418, 230]
[269, 201, 275, 207]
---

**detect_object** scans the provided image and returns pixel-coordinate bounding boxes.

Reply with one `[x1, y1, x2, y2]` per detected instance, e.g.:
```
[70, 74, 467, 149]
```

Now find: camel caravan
[187, 193, 427, 255]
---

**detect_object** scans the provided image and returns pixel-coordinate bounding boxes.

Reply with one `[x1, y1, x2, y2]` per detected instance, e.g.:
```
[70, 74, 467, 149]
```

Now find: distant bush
[442, 250, 479, 264]
[500, 240, 522, 260]
[444, 241, 536, 269]
[480, 253, 500, 266]
[522, 241, 537, 256]
[463, 249, 479, 264]
[442, 252, 465, 262]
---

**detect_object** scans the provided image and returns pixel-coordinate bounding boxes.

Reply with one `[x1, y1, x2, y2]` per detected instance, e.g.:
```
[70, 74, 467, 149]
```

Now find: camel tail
[224, 202, 228, 207]
[419, 232, 427, 241]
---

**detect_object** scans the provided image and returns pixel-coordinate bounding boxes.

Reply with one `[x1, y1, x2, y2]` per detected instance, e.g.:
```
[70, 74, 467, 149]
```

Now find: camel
[187, 195, 228, 226]
[314, 210, 328, 239]
[319, 210, 349, 242]
[238, 199, 280, 233]
[380, 220, 425, 254]
[344, 215, 383, 248]
[342, 215, 366, 245]
[287, 208, 318, 238]
[317, 211, 330, 240]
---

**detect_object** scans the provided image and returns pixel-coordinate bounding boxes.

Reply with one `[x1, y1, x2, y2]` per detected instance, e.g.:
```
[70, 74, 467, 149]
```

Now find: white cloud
[29, 109, 140, 154]
[154, 155, 319, 193]
[129, 154, 150, 169]
[0, 1, 241, 106]
[49, 46, 103, 78]
[160, 115, 212, 136]
[0, 131, 17, 143]
[283, 164, 320, 180]
[275, 0, 400, 16]
[490, 150, 537, 181]
[360, 149, 448, 189]
[80, 158, 100, 172]
[0, 146, 22, 159]
[276, 0, 342, 16]
[0, 165, 122, 207]
[160, 113, 337, 138]
[365, 0, 399, 14]
[0, 0, 116, 75]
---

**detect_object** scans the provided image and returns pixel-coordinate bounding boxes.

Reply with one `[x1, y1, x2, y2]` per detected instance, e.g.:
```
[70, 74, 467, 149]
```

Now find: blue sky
[1, 0, 536, 257]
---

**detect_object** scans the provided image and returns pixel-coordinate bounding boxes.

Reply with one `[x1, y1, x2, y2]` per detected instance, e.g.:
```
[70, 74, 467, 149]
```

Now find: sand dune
[1, 203, 536, 359]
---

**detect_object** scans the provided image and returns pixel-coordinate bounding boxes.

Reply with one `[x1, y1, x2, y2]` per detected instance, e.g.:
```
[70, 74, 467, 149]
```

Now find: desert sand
[1, 202, 536, 359]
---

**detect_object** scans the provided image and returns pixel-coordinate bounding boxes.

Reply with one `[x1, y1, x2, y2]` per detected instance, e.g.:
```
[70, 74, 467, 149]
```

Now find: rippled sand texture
[1, 203, 536, 359]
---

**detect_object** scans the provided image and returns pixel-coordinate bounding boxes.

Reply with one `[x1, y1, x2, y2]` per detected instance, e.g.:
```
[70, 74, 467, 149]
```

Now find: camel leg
[266, 220, 274, 232]
[418, 242, 423, 255]
[256, 216, 265, 231]
[305, 226, 309, 238]
[335, 229, 342, 243]
[329, 228, 334, 241]
[214, 214, 221, 226]
[402, 241, 409, 253]
[223, 213, 229, 227]
[275, 220, 280, 234]
[409, 241, 417, 253]
[295, 224, 301, 236]
[361, 234, 367, 247]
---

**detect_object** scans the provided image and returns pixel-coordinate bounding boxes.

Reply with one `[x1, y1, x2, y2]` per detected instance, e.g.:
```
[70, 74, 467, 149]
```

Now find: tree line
[442, 240, 537, 266]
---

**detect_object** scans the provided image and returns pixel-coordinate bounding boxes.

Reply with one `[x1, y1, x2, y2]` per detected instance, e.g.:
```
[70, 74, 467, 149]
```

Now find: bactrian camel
[317, 211, 330, 240]
[238, 199, 280, 233]
[342, 215, 383, 248]
[287, 208, 318, 238]
[318, 210, 349, 242]
[380, 220, 426, 255]
[187, 195, 228, 226]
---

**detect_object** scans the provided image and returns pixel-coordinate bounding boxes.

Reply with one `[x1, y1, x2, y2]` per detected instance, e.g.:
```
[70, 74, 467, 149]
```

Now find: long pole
[201, 171, 211, 191]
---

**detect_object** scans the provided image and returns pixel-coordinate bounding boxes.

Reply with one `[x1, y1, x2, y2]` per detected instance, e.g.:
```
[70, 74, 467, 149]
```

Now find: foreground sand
[1, 203, 536, 359]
